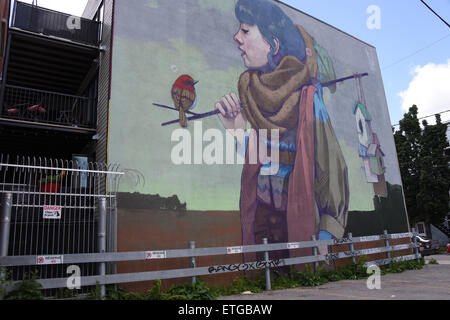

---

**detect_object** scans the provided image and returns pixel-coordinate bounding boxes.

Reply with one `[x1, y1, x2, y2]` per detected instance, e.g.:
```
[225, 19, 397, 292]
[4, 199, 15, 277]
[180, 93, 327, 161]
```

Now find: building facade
[0, 0, 413, 291]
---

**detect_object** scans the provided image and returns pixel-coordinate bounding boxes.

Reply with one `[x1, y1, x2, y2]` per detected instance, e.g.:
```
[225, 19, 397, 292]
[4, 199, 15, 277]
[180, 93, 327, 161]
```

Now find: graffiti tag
[333, 237, 351, 245]
[208, 260, 284, 274]
[325, 253, 339, 261]
[343, 250, 361, 257]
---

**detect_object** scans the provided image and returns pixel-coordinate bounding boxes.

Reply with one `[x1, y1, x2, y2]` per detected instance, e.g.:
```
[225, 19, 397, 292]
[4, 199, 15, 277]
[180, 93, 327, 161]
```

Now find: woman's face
[234, 23, 271, 69]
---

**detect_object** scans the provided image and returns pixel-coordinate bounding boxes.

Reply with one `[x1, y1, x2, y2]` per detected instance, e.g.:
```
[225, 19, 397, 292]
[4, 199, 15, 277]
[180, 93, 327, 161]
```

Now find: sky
[18, 0, 88, 17]
[283, 0, 450, 128]
[16, 0, 450, 128]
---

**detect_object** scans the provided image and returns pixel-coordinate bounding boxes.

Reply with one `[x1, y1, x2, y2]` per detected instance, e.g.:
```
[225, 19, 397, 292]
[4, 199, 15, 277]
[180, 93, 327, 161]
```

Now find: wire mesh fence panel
[0, 154, 122, 296]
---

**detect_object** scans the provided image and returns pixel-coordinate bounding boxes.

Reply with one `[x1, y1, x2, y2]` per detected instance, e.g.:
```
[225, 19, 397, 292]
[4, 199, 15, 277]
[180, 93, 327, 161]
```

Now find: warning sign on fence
[145, 251, 166, 259]
[226, 246, 243, 254]
[36, 255, 63, 265]
[43, 206, 62, 219]
[287, 243, 300, 249]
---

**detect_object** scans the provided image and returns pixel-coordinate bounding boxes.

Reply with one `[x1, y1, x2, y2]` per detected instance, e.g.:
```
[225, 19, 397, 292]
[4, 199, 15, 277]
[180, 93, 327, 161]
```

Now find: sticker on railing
[43, 206, 62, 219]
[390, 233, 412, 239]
[359, 235, 381, 242]
[361, 247, 384, 255]
[145, 251, 166, 259]
[287, 243, 300, 249]
[226, 246, 243, 254]
[36, 255, 63, 265]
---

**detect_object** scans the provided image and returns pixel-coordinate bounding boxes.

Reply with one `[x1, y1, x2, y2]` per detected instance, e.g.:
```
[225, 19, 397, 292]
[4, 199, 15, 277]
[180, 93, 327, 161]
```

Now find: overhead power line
[420, 0, 450, 28]
[382, 33, 450, 70]
[382, 1, 449, 70]
[392, 109, 450, 127]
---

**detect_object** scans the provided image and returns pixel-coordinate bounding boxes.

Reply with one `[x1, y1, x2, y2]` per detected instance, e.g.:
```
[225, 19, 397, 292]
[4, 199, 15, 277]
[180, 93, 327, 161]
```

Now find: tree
[417, 114, 450, 231]
[393, 105, 422, 225]
[394, 105, 450, 235]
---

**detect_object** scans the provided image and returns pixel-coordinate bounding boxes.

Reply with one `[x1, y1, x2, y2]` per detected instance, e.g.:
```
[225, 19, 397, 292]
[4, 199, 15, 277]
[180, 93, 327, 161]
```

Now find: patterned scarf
[238, 26, 319, 135]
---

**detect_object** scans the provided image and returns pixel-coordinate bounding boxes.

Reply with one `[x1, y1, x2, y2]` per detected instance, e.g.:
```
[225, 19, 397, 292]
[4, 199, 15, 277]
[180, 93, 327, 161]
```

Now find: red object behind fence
[40, 183, 61, 193]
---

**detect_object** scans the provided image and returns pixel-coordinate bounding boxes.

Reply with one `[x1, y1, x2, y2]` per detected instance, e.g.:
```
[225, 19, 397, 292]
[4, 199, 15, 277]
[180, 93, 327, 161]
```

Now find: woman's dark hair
[235, 0, 306, 70]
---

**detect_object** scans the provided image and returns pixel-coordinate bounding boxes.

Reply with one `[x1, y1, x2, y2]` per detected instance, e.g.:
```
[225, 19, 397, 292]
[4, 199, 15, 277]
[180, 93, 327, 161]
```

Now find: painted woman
[215, 0, 349, 261]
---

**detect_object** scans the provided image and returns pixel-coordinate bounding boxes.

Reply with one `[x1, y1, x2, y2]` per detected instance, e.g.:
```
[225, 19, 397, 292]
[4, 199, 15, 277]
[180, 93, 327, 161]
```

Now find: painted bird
[171, 75, 198, 127]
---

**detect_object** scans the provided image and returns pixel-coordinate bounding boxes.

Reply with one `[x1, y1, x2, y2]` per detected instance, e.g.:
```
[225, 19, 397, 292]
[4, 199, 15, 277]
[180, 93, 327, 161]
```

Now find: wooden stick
[160, 73, 369, 127]
[152, 103, 199, 116]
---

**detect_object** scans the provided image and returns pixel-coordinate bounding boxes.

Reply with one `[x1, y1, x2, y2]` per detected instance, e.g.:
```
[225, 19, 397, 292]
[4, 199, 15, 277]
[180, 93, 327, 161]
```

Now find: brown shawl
[238, 26, 319, 134]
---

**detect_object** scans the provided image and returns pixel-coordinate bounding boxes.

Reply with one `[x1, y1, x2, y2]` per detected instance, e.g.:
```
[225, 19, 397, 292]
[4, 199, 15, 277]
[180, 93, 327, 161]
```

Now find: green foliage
[145, 279, 168, 300]
[88, 282, 103, 300]
[271, 269, 299, 289]
[291, 265, 328, 286]
[428, 258, 438, 265]
[165, 280, 217, 300]
[104, 285, 148, 300]
[393, 105, 423, 224]
[417, 115, 450, 226]
[394, 105, 450, 227]
[56, 288, 79, 299]
[214, 275, 265, 296]
[89, 279, 218, 300]
[340, 256, 369, 280]
[0, 269, 12, 300]
[104, 285, 127, 300]
[4, 271, 43, 300]
[380, 257, 424, 275]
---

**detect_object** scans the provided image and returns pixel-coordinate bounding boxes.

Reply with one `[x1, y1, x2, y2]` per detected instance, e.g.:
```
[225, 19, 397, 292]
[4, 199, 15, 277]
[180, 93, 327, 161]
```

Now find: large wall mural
[108, 0, 409, 259]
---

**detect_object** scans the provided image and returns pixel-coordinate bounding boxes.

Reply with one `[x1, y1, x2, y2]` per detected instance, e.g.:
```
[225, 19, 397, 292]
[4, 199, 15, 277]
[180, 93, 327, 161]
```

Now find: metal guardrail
[0, 226, 421, 295]
[1, 85, 95, 129]
[11, 1, 101, 47]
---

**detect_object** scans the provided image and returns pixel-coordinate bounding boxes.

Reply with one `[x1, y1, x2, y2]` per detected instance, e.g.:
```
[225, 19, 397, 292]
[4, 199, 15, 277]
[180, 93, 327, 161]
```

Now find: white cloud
[398, 59, 450, 125]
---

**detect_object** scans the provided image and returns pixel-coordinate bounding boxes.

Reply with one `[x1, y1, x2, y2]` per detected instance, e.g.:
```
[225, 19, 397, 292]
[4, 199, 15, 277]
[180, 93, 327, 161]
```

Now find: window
[416, 222, 425, 235]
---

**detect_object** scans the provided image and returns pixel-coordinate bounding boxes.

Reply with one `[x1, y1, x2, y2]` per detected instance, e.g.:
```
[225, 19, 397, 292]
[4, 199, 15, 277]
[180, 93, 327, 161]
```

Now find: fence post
[383, 230, 391, 262]
[311, 235, 319, 271]
[189, 241, 196, 285]
[348, 232, 356, 264]
[97, 197, 107, 299]
[263, 238, 271, 291]
[0, 193, 12, 279]
[411, 228, 420, 262]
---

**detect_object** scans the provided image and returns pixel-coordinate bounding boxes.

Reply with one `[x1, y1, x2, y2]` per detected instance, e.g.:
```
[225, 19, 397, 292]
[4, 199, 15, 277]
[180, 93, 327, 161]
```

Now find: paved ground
[218, 254, 450, 300]
[424, 253, 450, 264]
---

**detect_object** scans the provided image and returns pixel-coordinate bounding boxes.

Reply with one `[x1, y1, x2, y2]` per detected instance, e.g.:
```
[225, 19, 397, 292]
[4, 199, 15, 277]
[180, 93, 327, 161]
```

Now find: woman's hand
[215, 93, 247, 133]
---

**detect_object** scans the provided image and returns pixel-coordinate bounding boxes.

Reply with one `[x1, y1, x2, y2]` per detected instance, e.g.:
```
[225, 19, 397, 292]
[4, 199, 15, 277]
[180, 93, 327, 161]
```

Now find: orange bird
[171, 75, 198, 127]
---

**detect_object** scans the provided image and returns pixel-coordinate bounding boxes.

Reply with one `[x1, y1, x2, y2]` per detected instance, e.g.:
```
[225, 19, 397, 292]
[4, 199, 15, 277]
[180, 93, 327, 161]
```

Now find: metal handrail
[1, 85, 95, 129]
[4, 85, 90, 100]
